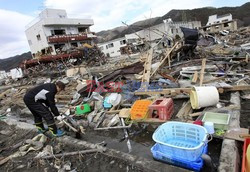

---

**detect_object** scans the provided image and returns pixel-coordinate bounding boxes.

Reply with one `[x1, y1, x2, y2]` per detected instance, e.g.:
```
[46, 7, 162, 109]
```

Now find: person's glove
[55, 114, 65, 121]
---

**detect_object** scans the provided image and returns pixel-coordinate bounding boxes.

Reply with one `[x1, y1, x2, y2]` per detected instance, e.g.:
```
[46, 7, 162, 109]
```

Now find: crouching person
[23, 81, 65, 137]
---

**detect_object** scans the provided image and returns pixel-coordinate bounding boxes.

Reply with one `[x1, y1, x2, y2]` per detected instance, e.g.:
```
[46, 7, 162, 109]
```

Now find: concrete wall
[207, 14, 232, 26]
[39, 9, 67, 19]
[10, 68, 23, 79]
[0, 71, 9, 79]
[25, 20, 50, 55]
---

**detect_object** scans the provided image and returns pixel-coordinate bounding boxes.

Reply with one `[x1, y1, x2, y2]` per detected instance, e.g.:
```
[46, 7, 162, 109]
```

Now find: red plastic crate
[148, 98, 174, 120]
[242, 138, 250, 172]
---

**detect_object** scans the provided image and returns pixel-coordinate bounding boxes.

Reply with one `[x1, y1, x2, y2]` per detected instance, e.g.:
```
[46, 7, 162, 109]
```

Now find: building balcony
[47, 33, 96, 43]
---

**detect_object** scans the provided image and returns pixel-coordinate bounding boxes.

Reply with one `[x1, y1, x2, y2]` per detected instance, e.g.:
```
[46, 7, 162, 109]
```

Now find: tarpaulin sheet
[180, 27, 199, 45]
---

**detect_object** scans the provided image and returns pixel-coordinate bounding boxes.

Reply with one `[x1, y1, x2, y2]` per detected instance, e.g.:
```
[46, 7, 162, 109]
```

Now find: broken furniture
[148, 98, 173, 120]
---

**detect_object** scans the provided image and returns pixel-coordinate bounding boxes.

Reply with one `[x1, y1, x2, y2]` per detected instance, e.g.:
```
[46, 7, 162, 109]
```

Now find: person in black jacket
[23, 81, 65, 137]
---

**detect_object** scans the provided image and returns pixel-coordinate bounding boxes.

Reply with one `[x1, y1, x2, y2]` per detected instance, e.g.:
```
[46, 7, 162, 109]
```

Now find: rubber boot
[35, 122, 47, 133]
[48, 124, 65, 137]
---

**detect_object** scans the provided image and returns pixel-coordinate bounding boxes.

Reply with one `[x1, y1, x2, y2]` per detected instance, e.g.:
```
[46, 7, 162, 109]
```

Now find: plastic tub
[152, 121, 208, 161]
[190, 86, 219, 109]
[151, 143, 207, 171]
[202, 112, 230, 130]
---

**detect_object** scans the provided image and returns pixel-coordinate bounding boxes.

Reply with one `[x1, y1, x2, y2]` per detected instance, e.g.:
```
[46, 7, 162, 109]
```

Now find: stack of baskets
[151, 122, 208, 171]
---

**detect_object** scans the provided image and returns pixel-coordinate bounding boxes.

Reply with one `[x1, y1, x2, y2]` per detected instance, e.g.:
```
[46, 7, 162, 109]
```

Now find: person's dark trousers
[23, 96, 57, 132]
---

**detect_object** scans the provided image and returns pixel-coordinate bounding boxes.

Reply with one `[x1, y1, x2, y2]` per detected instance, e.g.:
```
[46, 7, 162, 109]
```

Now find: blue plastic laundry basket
[151, 143, 208, 171]
[152, 121, 208, 161]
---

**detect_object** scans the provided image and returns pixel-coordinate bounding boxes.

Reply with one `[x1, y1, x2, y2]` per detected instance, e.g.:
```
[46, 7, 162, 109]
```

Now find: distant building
[206, 14, 232, 26]
[98, 20, 201, 57]
[25, 9, 96, 58]
[201, 13, 237, 33]
[130, 21, 201, 42]
[98, 37, 127, 57]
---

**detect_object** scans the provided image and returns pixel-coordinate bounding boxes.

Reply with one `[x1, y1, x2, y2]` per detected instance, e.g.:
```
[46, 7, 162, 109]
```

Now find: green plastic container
[75, 104, 91, 116]
[202, 112, 230, 130]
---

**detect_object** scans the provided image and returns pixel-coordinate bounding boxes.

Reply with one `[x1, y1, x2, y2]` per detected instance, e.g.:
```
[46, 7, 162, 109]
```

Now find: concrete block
[218, 139, 240, 172]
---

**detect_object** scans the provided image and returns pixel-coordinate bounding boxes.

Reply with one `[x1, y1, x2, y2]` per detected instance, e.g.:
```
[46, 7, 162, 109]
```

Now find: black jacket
[24, 83, 60, 116]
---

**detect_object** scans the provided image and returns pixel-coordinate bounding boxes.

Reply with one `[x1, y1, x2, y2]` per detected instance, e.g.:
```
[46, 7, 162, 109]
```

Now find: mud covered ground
[0, 121, 147, 172]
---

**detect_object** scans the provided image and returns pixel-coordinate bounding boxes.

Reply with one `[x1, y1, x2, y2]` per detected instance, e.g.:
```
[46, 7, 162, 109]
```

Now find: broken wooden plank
[140, 48, 153, 90]
[203, 76, 225, 84]
[94, 123, 132, 130]
[105, 110, 121, 114]
[191, 71, 198, 84]
[135, 85, 250, 96]
[224, 128, 249, 142]
[55, 95, 72, 99]
[134, 88, 191, 95]
[151, 42, 179, 77]
[199, 58, 206, 86]
[134, 118, 167, 123]
[223, 85, 250, 92]
[176, 101, 192, 119]
[34, 149, 101, 160]
[119, 108, 130, 118]
[189, 112, 202, 117]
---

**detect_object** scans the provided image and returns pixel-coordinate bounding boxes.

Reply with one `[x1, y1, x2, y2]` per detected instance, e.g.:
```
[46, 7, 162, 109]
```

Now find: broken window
[120, 40, 126, 45]
[78, 27, 87, 33]
[108, 43, 114, 48]
[54, 43, 66, 53]
[106, 45, 108, 49]
[36, 34, 41, 41]
[41, 49, 45, 55]
[171, 29, 174, 34]
[224, 23, 229, 27]
[52, 29, 66, 36]
[71, 42, 78, 47]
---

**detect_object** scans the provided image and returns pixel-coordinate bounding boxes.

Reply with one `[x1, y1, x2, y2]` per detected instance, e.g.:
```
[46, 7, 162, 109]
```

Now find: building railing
[47, 33, 93, 43]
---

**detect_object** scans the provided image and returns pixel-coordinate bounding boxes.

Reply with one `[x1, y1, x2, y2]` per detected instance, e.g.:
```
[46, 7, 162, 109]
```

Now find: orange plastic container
[130, 100, 152, 120]
[242, 138, 250, 172]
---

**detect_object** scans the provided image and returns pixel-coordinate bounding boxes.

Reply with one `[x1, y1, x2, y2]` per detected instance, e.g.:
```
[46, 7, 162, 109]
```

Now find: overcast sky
[0, 0, 249, 59]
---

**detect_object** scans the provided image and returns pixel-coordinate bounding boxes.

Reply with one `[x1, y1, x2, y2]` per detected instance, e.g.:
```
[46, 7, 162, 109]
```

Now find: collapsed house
[22, 9, 106, 76]
[98, 20, 201, 58]
[200, 14, 238, 34]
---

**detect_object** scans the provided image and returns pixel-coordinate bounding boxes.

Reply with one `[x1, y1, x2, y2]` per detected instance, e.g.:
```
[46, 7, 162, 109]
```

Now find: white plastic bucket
[190, 86, 219, 109]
